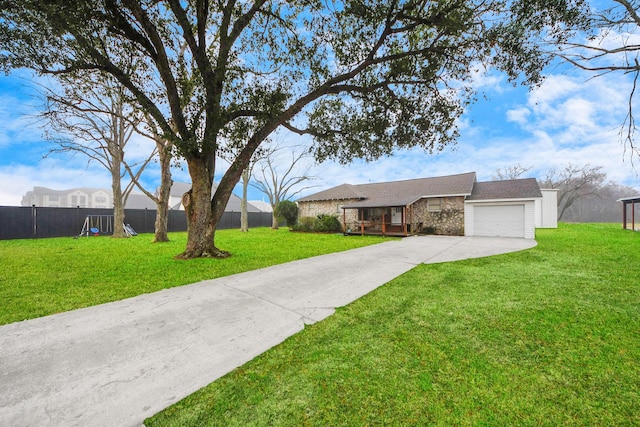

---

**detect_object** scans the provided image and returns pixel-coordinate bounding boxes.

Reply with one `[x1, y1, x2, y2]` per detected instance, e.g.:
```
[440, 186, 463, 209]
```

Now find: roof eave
[618, 196, 640, 202]
[465, 196, 542, 203]
[421, 193, 472, 199]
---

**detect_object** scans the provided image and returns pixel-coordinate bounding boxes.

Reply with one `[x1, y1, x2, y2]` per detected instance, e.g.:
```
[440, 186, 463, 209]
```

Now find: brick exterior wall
[297, 199, 359, 227]
[411, 196, 465, 236]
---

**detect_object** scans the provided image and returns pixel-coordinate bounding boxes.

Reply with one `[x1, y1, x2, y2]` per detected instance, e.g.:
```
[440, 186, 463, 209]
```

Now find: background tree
[251, 144, 315, 229]
[560, 181, 639, 222]
[41, 73, 155, 238]
[222, 146, 271, 233]
[277, 200, 299, 229]
[0, 0, 590, 258]
[239, 169, 251, 233]
[492, 164, 533, 180]
[540, 164, 607, 220]
[558, 0, 640, 158]
[127, 116, 174, 243]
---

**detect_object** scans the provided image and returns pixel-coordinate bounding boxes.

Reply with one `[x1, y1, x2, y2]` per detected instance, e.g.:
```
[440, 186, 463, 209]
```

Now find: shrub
[315, 214, 342, 232]
[423, 226, 436, 234]
[291, 215, 342, 233]
[277, 200, 299, 228]
[292, 216, 316, 232]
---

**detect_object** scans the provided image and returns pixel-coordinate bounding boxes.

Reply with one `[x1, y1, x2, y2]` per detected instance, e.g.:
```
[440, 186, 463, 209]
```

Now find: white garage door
[473, 204, 525, 238]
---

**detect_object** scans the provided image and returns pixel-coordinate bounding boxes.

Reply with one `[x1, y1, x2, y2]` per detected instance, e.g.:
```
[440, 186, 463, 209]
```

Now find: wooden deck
[344, 230, 410, 237]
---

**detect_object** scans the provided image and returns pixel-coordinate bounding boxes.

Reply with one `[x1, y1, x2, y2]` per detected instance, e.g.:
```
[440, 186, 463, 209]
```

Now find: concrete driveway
[0, 235, 536, 427]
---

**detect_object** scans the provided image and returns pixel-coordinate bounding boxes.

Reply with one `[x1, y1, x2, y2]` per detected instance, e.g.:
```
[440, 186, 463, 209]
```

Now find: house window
[49, 195, 58, 202]
[71, 195, 77, 206]
[96, 197, 107, 203]
[427, 198, 442, 212]
[361, 208, 380, 220]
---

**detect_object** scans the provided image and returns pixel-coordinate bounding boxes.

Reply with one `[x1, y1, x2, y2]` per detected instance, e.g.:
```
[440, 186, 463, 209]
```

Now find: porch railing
[344, 220, 421, 236]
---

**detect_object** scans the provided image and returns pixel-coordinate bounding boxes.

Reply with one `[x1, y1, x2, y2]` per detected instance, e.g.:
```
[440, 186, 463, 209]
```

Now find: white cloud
[0, 159, 113, 206]
[506, 107, 530, 125]
[470, 66, 506, 93]
[2, 47, 640, 209]
[298, 63, 640, 197]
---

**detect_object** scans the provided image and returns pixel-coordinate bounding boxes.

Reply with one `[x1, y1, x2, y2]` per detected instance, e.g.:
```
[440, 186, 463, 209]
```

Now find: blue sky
[1, 51, 639, 206]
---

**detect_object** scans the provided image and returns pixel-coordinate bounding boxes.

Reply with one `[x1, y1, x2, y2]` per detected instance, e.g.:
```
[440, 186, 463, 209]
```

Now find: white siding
[540, 189, 558, 228]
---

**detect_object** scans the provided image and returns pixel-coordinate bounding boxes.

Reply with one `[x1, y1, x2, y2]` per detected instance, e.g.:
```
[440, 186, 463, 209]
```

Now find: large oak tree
[0, 0, 588, 258]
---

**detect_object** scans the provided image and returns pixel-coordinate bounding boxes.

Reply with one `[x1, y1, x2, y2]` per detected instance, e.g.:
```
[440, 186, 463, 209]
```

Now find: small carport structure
[619, 195, 640, 231]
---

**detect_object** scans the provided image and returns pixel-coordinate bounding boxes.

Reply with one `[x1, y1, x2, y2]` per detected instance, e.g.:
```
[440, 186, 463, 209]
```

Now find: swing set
[77, 215, 113, 237]
[76, 215, 138, 238]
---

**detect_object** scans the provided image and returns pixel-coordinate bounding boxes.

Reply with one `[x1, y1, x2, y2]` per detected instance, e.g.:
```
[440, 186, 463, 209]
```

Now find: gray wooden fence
[0, 206, 273, 240]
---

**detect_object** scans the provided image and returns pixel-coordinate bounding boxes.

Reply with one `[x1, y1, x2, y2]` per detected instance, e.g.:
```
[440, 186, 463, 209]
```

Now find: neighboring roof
[29, 186, 109, 195]
[299, 172, 477, 208]
[170, 182, 192, 198]
[248, 200, 273, 212]
[125, 193, 157, 210]
[168, 181, 259, 212]
[466, 178, 542, 201]
[223, 195, 261, 212]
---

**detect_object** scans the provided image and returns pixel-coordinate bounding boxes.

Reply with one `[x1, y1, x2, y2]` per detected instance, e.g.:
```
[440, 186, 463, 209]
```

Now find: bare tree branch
[251, 142, 317, 229]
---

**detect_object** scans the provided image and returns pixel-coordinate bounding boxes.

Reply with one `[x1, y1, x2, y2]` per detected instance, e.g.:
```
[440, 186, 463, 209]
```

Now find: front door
[391, 207, 402, 225]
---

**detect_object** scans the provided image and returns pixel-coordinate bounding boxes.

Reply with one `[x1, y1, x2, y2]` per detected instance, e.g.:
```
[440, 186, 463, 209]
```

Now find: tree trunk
[271, 200, 279, 229]
[240, 168, 249, 232]
[111, 159, 127, 238]
[154, 197, 170, 243]
[176, 158, 228, 259]
[153, 145, 173, 243]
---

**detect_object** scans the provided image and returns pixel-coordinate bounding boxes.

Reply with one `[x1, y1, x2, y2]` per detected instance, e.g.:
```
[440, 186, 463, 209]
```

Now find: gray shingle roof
[467, 178, 542, 201]
[299, 172, 477, 208]
[297, 183, 365, 202]
[125, 193, 157, 209]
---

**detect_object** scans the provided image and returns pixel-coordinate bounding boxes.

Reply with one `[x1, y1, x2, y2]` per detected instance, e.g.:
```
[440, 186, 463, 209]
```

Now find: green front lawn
[147, 223, 640, 426]
[0, 228, 390, 325]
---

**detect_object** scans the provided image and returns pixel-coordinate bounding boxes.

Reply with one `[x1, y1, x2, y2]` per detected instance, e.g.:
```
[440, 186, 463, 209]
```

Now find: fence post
[32, 204, 37, 237]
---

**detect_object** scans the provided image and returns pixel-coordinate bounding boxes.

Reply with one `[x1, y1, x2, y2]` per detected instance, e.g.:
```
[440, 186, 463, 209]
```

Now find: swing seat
[90, 227, 100, 235]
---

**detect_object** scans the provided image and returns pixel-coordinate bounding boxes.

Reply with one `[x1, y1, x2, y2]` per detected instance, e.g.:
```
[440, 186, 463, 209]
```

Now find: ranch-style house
[297, 172, 558, 239]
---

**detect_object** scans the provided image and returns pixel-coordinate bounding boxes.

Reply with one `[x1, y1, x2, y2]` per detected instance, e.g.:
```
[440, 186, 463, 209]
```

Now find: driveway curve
[0, 235, 535, 427]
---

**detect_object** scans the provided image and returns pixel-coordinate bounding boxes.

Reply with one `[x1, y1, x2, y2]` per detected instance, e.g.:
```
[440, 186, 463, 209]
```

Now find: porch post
[382, 211, 386, 235]
[403, 206, 408, 236]
[342, 208, 346, 234]
[410, 205, 413, 234]
[633, 201, 636, 231]
[623, 201, 627, 229]
[360, 209, 364, 236]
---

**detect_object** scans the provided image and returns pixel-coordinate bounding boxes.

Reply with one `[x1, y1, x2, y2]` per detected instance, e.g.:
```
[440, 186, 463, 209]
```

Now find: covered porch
[620, 195, 640, 231]
[342, 204, 423, 237]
